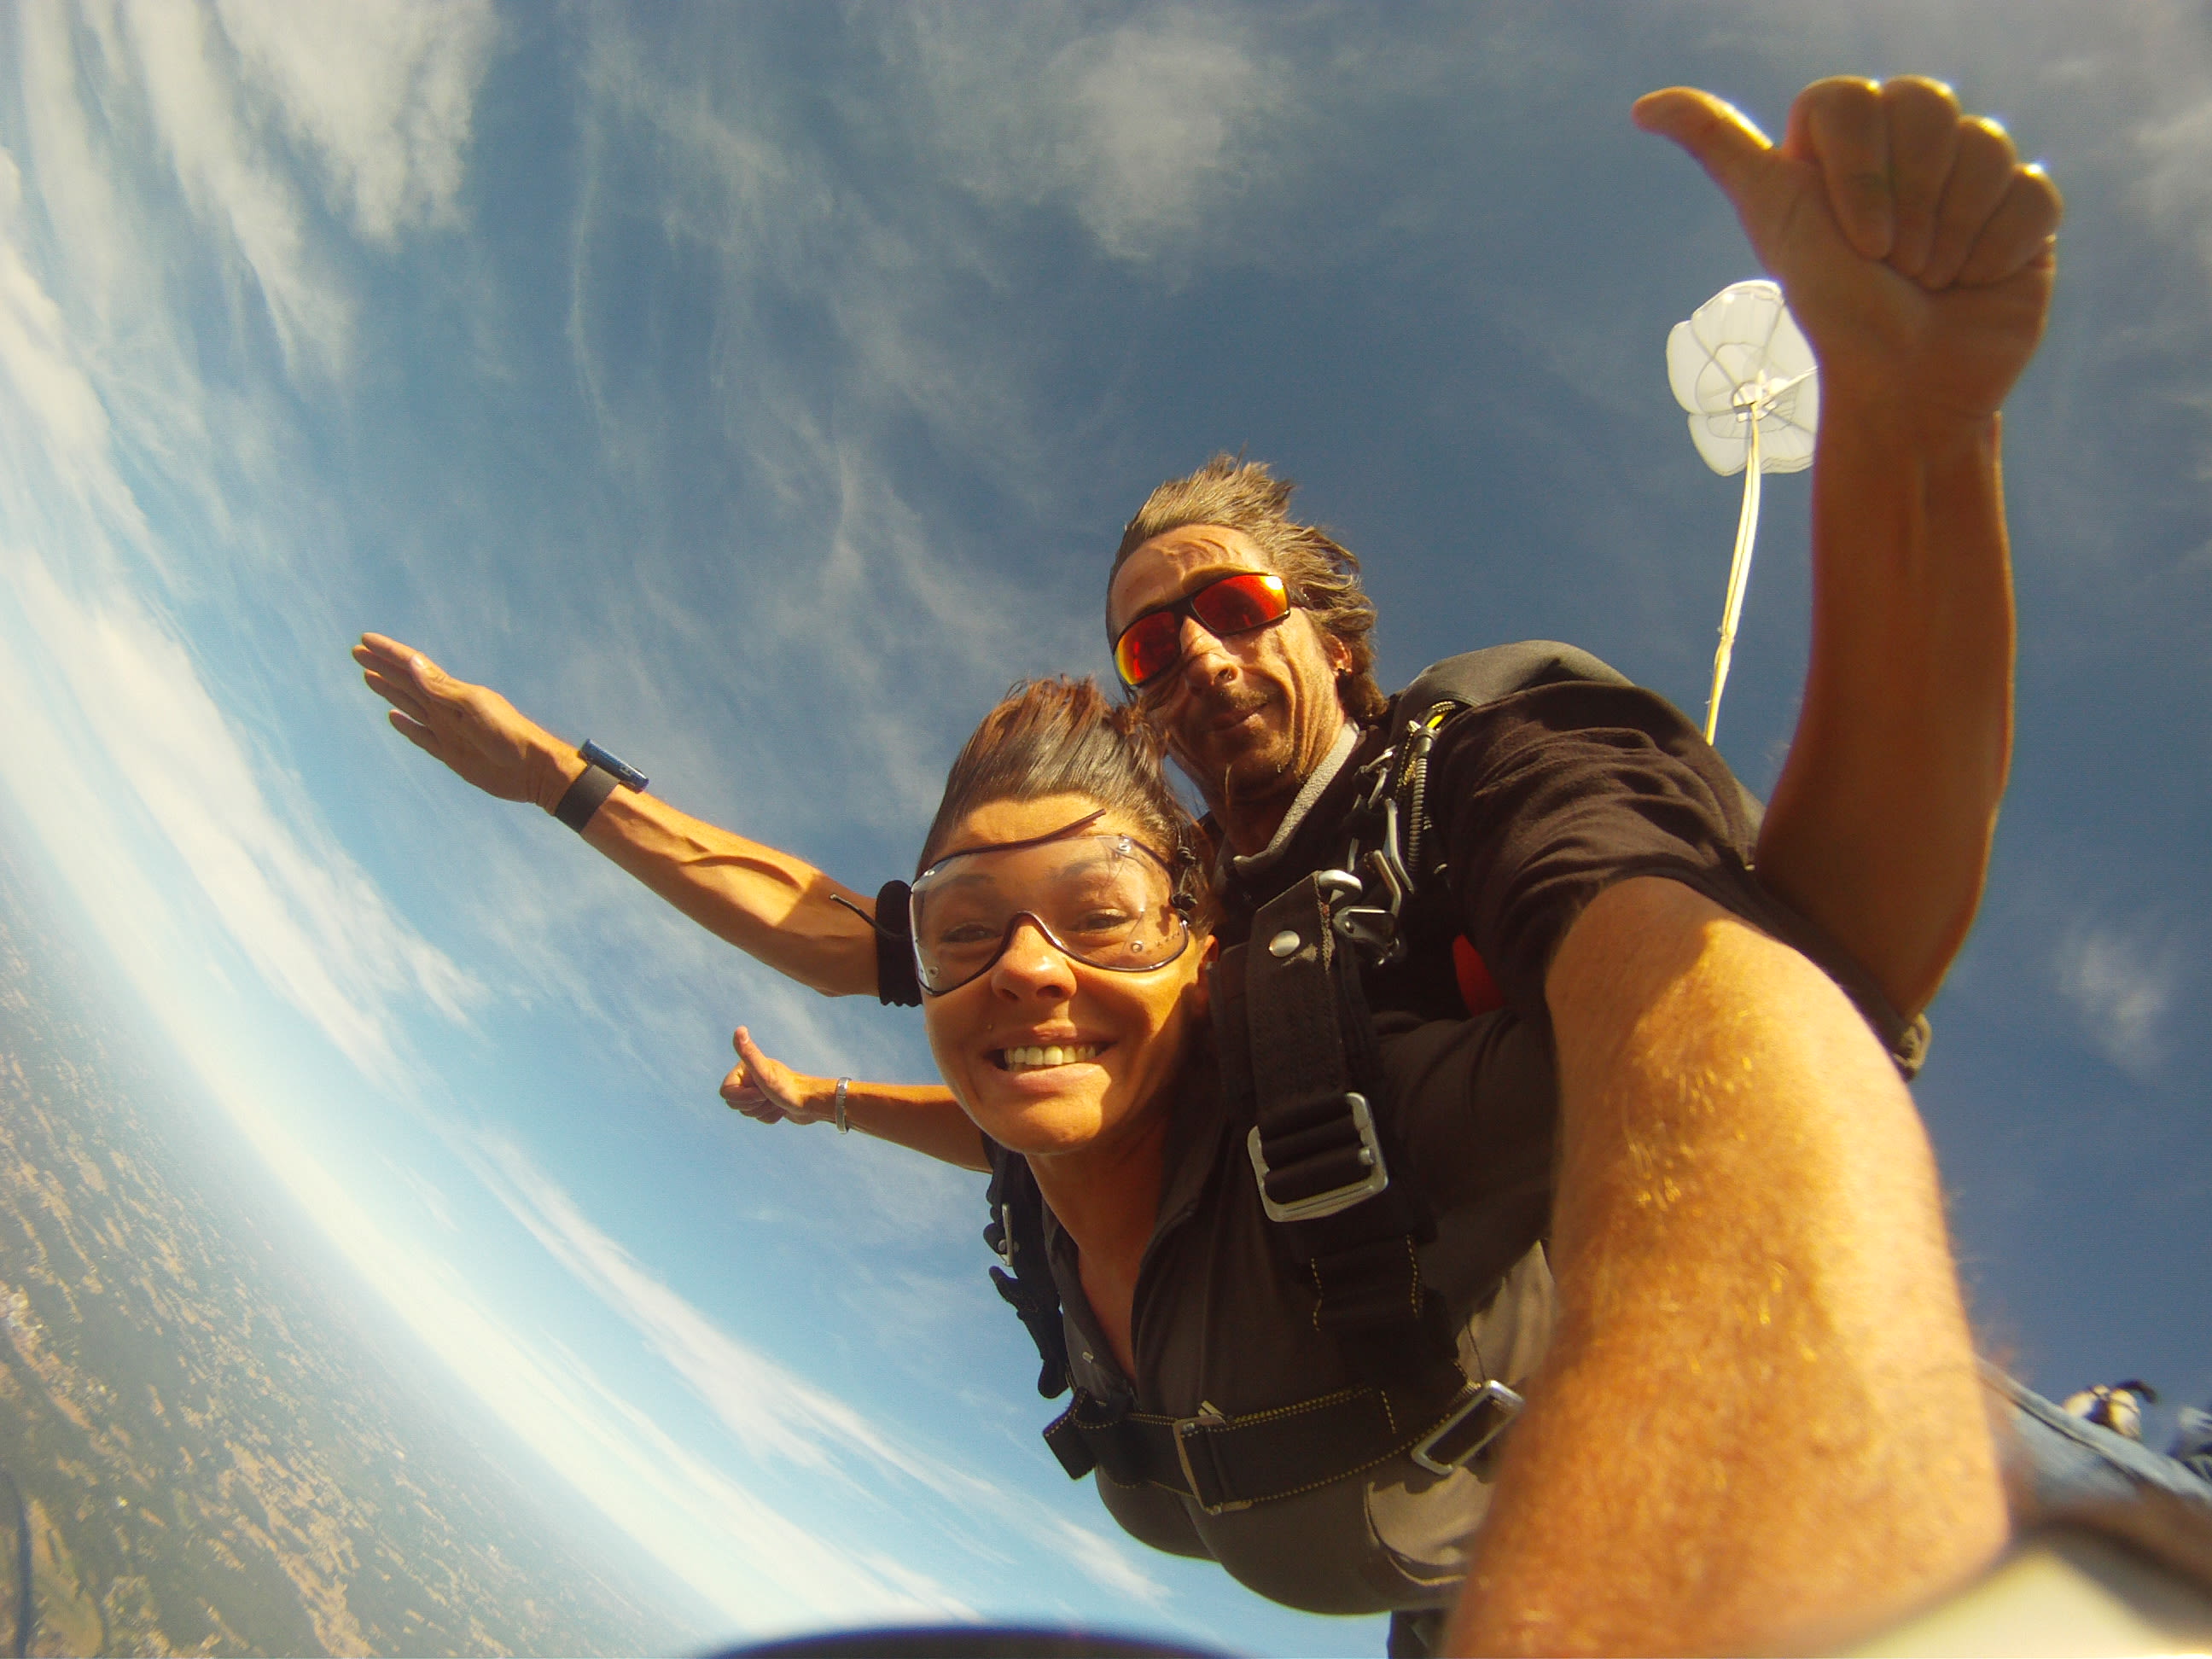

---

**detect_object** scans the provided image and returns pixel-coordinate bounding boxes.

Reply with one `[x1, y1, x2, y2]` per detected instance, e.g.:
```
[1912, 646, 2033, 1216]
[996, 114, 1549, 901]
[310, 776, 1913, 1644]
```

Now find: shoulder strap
[1394, 641, 1632, 718]
[983, 1145, 1070, 1399]
[1237, 876, 1462, 1387]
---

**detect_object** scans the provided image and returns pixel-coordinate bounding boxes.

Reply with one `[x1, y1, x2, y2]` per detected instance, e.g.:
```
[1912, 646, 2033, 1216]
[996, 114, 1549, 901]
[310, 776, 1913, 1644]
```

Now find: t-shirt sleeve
[1430, 680, 1921, 1068]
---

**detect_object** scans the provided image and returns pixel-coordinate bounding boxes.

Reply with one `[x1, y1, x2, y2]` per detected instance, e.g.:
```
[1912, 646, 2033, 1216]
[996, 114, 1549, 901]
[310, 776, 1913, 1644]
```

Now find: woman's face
[920, 794, 1209, 1160]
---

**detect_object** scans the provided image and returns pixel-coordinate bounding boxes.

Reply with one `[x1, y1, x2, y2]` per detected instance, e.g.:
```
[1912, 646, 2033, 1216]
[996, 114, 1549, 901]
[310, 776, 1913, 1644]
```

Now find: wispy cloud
[20, 0, 494, 385]
[0, 142, 154, 564]
[106, 0, 353, 377]
[474, 1136, 1169, 1608]
[894, 6, 1282, 262]
[2052, 919, 2180, 1077]
[3, 546, 481, 1083]
[211, 0, 495, 244]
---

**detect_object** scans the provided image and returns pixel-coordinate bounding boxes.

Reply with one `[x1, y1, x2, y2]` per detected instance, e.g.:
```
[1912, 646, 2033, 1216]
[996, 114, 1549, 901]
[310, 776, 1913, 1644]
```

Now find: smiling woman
[909, 679, 1210, 1174]
[911, 805, 1204, 1164]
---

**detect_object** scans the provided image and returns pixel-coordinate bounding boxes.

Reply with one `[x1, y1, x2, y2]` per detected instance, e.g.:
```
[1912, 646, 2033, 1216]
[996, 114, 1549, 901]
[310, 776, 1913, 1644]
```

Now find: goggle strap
[921, 808, 1111, 875]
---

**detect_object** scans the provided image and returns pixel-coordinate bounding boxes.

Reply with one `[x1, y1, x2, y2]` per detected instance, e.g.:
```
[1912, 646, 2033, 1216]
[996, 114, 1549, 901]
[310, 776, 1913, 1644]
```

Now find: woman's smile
[996, 1042, 1109, 1072]
[921, 793, 1208, 1159]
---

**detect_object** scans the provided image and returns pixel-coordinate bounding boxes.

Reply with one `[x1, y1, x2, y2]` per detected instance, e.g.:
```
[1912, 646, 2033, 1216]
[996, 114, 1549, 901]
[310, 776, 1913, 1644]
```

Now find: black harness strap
[1041, 1372, 1493, 1514]
[1240, 869, 1463, 1388]
[984, 1149, 1071, 1400]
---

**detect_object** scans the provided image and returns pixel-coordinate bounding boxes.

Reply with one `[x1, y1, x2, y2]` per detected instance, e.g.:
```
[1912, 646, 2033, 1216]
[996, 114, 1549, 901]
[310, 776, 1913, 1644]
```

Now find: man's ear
[1323, 630, 1353, 676]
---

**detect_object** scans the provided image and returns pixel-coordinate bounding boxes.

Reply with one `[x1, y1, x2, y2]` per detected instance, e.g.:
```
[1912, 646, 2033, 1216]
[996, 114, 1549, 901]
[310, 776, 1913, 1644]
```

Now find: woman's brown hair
[918, 678, 1208, 916]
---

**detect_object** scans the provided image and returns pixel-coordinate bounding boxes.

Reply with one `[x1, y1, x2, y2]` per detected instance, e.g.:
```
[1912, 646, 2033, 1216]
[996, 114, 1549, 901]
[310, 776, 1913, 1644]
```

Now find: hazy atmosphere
[3, 3, 2209, 1652]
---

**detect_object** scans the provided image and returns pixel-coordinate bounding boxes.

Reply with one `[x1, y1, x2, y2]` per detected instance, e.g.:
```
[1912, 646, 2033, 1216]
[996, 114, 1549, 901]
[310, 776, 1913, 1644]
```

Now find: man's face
[1107, 525, 1352, 834]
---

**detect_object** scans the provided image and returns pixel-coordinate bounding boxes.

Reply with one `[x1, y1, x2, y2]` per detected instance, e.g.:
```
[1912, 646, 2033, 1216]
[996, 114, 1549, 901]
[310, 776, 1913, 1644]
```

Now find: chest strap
[1044, 1377, 1522, 1515]
[1228, 875, 1460, 1385]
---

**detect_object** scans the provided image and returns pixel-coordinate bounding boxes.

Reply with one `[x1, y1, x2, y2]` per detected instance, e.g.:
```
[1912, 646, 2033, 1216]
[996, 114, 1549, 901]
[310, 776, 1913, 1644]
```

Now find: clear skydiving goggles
[909, 811, 1195, 996]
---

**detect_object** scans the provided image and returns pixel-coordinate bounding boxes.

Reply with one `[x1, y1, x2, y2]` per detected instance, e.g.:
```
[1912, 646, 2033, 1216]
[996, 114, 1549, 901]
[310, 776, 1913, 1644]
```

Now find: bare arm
[1446, 877, 2005, 1655]
[1638, 79, 2060, 1016]
[719, 1027, 989, 1173]
[354, 633, 882, 997]
[1764, 404, 2013, 1016]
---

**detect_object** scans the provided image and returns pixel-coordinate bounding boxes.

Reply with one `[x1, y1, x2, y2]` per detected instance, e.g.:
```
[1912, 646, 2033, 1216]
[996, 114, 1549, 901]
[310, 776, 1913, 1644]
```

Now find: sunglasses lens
[1113, 572, 1290, 688]
[1190, 571, 1289, 635]
[1114, 610, 1183, 688]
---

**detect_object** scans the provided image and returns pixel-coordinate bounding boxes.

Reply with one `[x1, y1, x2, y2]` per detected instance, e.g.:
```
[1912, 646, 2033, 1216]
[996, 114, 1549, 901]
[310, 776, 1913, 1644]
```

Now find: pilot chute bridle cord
[1666, 279, 1819, 742]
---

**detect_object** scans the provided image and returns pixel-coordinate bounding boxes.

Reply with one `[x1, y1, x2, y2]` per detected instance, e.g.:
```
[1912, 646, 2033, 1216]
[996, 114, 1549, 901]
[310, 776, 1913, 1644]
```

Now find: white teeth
[1000, 1045, 1102, 1071]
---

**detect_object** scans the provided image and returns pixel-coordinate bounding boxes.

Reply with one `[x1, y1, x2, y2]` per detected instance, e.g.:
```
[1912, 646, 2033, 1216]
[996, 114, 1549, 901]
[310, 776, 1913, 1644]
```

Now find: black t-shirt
[1214, 672, 1918, 1063]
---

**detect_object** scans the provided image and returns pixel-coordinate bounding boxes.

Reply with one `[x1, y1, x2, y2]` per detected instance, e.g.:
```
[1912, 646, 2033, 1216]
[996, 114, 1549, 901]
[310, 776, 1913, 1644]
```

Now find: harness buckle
[1327, 796, 1413, 968]
[1411, 1380, 1524, 1476]
[1246, 1092, 1391, 1221]
[1314, 868, 1364, 905]
[1173, 1410, 1254, 1516]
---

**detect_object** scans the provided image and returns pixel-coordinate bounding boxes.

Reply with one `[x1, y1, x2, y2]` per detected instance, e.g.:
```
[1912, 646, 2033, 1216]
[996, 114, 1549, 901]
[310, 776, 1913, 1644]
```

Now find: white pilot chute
[1666, 279, 1819, 742]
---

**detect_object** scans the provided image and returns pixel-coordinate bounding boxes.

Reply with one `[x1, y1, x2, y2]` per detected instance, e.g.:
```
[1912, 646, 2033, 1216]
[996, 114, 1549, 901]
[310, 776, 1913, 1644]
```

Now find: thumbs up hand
[1636, 77, 2062, 431]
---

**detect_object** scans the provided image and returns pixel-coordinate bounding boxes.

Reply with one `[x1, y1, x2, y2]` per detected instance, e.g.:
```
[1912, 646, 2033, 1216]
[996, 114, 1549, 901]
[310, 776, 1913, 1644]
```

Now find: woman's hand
[353, 632, 578, 812]
[720, 1026, 829, 1125]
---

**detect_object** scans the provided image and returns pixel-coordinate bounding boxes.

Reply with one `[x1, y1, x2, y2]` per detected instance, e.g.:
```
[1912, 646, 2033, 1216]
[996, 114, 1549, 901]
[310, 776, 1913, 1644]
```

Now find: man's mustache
[1190, 688, 1269, 725]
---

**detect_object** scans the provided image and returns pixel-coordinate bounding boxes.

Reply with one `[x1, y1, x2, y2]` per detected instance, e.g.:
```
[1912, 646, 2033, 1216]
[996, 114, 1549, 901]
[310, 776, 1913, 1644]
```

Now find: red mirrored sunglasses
[1111, 570, 1293, 690]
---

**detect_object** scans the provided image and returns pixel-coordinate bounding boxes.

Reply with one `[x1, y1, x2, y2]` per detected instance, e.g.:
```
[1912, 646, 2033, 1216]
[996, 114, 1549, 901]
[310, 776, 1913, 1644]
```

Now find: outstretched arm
[354, 633, 882, 997]
[720, 1027, 987, 1171]
[1447, 878, 2005, 1655]
[1638, 79, 2062, 1017]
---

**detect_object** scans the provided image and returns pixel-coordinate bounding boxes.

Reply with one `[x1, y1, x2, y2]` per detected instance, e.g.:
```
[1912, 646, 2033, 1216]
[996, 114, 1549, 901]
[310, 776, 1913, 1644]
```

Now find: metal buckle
[1326, 797, 1412, 968]
[1411, 1381, 1524, 1476]
[1246, 1092, 1390, 1221]
[1314, 868, 1364, 906]
[1173, 1407, 1252, 1515]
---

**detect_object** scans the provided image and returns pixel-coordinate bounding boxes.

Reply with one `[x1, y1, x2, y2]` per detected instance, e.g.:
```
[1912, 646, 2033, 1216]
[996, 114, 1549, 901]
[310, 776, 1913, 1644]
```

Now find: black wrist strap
[875, 881, 922, 1006]
[553, 764, 621, 832]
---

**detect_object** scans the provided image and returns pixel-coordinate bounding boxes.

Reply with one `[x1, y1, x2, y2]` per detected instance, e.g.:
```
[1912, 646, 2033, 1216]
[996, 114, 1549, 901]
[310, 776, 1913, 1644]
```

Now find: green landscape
[0, 838, 691, 1657]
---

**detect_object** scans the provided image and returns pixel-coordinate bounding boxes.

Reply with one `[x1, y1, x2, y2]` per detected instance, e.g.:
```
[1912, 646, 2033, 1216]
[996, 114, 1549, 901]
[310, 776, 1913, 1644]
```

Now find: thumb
[1634, 87, 1774, 212]
[732, 1025, 756, 1063]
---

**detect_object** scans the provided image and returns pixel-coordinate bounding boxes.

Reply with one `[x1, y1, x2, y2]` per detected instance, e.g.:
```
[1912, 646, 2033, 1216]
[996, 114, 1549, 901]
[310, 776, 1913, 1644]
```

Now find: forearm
[544, 752, 882, 998]
[761, 1074, 989, 1171]
[1757, 393, 2015, 1016]
[357, 637, 888, 997]
[1447, 877, 2004, 1655]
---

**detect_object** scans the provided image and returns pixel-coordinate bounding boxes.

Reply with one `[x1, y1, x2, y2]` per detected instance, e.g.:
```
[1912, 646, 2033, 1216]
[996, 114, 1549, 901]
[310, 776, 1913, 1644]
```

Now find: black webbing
[984, 1148, 1070, 1399]
[1242, 876, 1457, 1388]
[873, 879, 922, 1006]
[1042, 1374, 1481, 1511]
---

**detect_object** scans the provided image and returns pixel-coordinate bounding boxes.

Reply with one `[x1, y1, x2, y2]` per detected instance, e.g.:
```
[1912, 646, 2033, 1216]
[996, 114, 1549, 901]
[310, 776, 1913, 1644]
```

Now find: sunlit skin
[920, 794, 1212, 1376]
[921, 795, 1209, 1161]
[1107, 527, 1354, 856]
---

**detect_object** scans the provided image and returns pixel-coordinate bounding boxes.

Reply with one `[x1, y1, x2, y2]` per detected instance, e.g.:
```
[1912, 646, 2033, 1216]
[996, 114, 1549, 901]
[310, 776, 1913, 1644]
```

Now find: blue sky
[2, 3, 2208, 1652]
